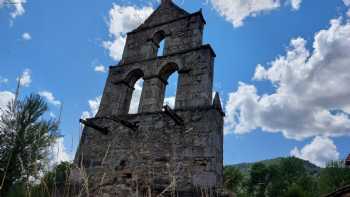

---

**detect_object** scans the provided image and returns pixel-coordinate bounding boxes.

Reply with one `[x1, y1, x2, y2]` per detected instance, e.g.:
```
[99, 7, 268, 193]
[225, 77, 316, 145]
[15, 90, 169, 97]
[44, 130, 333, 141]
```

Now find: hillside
[227, 157, 321, 176]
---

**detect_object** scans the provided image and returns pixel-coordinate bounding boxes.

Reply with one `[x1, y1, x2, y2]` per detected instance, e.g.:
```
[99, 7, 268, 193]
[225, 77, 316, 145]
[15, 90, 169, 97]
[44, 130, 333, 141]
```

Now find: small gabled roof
[132, 0, 189, 32]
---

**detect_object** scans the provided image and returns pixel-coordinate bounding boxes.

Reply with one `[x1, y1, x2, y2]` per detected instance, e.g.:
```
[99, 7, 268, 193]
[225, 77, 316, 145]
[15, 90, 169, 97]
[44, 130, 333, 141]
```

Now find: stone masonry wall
[72, 1, 225, 196]
[74, 108, 223, 196]
[97, 45, 215, 117]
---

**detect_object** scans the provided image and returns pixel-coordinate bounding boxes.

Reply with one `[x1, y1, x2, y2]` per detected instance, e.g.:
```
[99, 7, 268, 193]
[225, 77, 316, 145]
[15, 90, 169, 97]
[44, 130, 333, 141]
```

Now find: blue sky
[1, 0, 350, 167]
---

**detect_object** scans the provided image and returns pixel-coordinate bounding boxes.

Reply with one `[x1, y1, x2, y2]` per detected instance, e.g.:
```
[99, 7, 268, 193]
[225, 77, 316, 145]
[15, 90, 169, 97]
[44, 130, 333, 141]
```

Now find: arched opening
[164, 72, 178, 108]
[153, 31, 166, 57]
[157, 39, 165, 57]
[129, 78, 144, 114]
[159, 63, 179, 109]
[125, 69, 144, 114]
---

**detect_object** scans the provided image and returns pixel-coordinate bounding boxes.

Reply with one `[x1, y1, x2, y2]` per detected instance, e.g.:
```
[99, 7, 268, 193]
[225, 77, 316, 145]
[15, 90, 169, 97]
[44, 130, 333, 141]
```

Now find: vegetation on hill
[231, 157, 321, 176]
[224, 157, 350, 197]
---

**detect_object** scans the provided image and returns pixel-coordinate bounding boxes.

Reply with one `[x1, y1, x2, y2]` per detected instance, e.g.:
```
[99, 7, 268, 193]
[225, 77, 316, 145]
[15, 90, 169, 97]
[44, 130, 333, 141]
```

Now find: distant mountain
[226, 157, 321, 176]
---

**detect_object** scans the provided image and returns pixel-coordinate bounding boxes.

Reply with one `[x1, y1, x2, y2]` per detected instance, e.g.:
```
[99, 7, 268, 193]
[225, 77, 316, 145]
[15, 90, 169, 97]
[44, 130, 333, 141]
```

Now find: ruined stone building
[73, 0, 225, 196]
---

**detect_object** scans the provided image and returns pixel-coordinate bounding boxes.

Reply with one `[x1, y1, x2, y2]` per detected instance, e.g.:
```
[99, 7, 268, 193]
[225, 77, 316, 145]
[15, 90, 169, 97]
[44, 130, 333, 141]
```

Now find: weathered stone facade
[72, 0, 225, 196]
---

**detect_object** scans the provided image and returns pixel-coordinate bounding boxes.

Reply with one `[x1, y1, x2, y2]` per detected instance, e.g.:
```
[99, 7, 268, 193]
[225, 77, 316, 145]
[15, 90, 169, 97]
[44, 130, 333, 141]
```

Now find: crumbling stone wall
[72, 0, 225, 196]
[74, 108, 223, 196]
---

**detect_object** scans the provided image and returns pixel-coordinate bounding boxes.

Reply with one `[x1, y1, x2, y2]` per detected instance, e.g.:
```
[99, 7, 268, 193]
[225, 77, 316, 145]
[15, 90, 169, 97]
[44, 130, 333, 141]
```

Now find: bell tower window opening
[125, 69, 144, 115]
[163, 71, 178, 109]
[157, 39, 165, 57]
[153, 30, 166, 57]
[129, 78, 144, 114]
[159, 62, 179, 109]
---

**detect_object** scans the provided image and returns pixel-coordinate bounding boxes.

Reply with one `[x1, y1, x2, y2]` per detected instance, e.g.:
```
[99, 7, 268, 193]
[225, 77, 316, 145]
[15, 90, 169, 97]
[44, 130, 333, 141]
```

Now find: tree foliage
[0, 94, 60, 196]
[224, 157, 350, 197]
[319, 160, 350, 194]
[224, 166, 244, 194]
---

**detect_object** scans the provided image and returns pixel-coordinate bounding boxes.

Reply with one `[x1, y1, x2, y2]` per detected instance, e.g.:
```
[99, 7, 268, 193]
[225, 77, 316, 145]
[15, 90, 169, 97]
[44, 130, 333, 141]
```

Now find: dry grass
[1, 122, 224, 197]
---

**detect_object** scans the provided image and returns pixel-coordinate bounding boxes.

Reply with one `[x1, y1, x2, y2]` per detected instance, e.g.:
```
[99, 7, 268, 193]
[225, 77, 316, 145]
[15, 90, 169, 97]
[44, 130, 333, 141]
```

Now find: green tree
[319, 160, 350, 195]
[224, 166, 244, 194]
[284, 184, 307, 197]
[279, 157, 306, 184]
[248, 163, 269, 197]
[266, 164, 286, 197]
[267, 157, 317, 197]
[0, 94, 60, 196]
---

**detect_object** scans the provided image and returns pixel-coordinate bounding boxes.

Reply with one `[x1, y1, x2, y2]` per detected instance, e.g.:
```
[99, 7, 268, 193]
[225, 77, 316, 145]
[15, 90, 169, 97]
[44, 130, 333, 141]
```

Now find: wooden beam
[93, 116, 139, 131]
[163, 105, 184, 125]
[79, 119, 109, 135]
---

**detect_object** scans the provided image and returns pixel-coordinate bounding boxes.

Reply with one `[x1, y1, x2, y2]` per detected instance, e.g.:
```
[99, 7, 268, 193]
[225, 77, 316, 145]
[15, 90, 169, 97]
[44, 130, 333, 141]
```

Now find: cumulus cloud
[103, 4, 153, 61]
[39, 91, 61, 106]
[81, 96, 101, 119]
[210, 0, 302, 27]
[225, 17, 350, 140]
[129, 79, 143, 114]
[21, 32, 31, 40]
[291, 136, 339, 167]
[17, 68, 31, 87]
[10, 0, 26, 18]
[48, 137, 71, 168]
[94, 64, 107, 73]
[344, 0, 350, 16]
[0, 0, 27, 19]
[290, 0, 302, 10]
[164, 96, 175, 108]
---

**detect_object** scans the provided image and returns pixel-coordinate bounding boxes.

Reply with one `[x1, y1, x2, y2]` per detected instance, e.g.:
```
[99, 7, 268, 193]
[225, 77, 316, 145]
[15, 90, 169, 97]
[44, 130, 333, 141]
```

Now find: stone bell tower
[74, 0, 225, 196]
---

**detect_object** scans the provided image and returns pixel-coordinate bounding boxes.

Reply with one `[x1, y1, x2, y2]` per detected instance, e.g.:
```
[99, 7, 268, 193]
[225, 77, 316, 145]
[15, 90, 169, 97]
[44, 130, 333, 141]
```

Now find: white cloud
[0, 77, 8, 85]
[344, 0, 350, 16]
[81, 96, 101, 119]
[94, 64, 107, 73]
[291, 136, 339, 167]
[22, 32, 31, 40]
[164, 96, 175, 108]
[39, 91, 61, 106]
[0, 91, 15, 114]
[103, 4, 153, 61]
[48, 137, 71, 168]
[129, 79, 143, 114]
[210, 0, 301, 27]
[290, 0, 302, 10]
[0, 0, 27, 19]
[17, 68, 31, 87]
[10, 0, 26, 18]
[225, 17, 350, 140]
